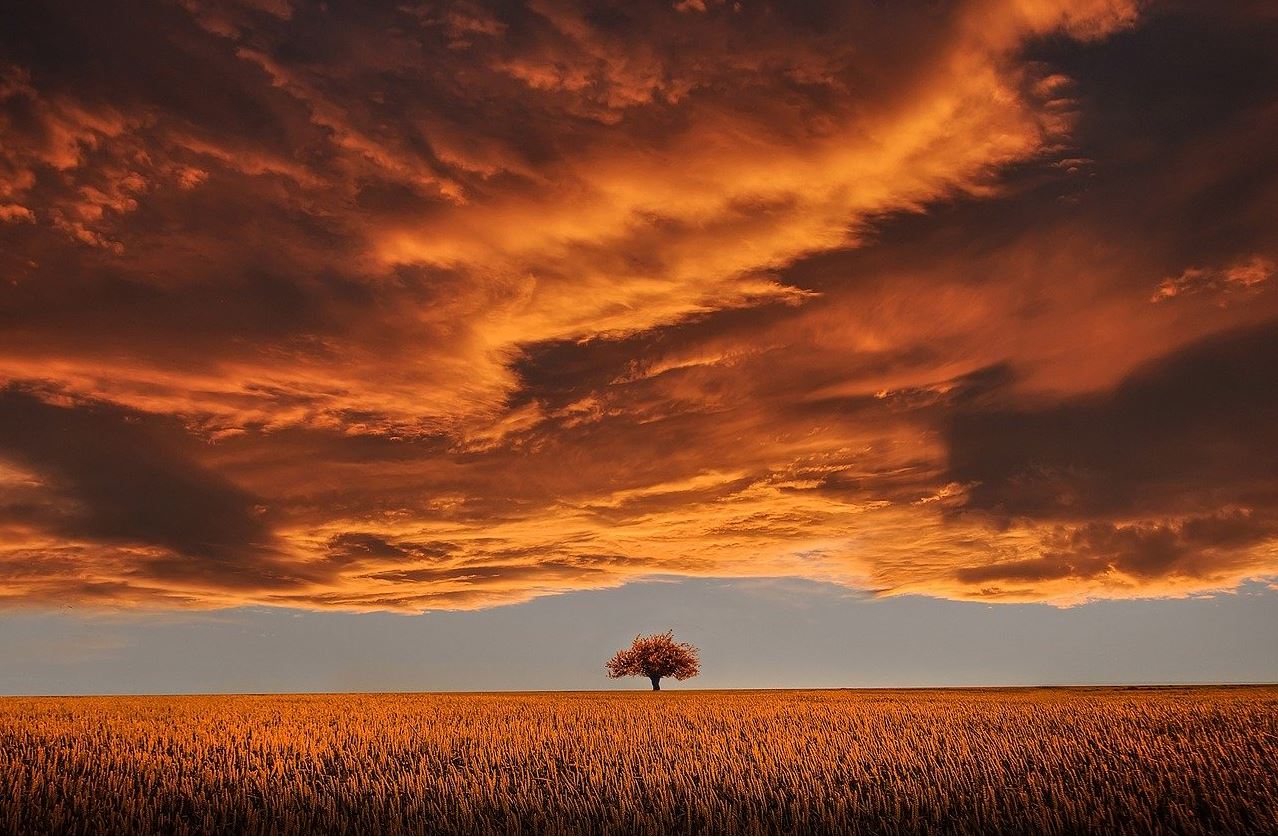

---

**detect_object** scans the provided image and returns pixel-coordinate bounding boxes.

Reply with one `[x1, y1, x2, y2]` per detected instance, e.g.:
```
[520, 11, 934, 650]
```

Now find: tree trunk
[649, 675, 661, 691]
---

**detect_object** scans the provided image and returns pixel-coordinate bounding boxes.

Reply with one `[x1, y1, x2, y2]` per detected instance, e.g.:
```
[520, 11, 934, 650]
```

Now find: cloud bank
[1, 0, 1276, 610]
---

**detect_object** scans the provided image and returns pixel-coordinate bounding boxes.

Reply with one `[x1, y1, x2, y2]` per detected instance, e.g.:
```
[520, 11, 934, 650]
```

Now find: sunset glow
[2, 0, 1276, 612]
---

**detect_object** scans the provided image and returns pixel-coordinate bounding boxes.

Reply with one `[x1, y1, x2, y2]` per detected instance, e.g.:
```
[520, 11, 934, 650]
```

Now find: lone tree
[605, 630, 700, 690]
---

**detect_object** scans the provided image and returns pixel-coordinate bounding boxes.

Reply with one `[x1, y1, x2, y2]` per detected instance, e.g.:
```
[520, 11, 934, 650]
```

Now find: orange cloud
[1, 0, 1277, 611]
[1153, 255, 1275, 304]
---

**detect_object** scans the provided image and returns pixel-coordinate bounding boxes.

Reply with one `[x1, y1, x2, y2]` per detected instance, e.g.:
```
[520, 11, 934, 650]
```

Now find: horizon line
[4, 682, 1277, 699]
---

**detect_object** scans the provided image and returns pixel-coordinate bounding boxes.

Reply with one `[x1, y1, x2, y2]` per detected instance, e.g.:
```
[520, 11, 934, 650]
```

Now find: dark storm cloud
[955, 512, 1275, 586]
[0, 386, 288, 589]
[943, 321, 1278, 595]
[946, 320, 1278, 520]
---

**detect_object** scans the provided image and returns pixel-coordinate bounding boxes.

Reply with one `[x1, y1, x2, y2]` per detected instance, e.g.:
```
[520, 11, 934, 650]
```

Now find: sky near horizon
[4, 578, 1277, 694]
[1, 0, 1277, 690]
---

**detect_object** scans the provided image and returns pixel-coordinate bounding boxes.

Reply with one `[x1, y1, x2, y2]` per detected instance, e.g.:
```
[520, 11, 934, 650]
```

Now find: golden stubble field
[1, 687, 1275, 834]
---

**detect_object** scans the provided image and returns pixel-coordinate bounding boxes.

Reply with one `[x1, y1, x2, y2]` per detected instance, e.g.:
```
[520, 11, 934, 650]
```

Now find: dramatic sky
[2, 0, 1277, 686]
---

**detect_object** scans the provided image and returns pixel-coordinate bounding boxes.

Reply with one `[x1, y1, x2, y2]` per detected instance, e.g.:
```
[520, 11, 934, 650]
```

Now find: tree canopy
[605, 631, 700, 690]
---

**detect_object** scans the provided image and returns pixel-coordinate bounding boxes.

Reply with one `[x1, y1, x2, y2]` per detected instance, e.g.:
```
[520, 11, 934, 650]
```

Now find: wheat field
[0, 687, 1275, 834]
